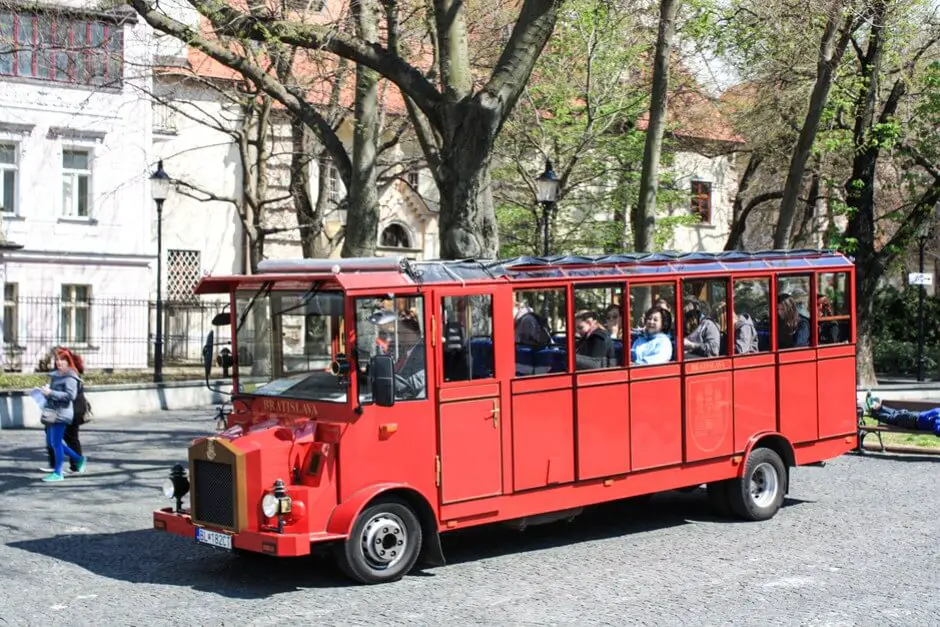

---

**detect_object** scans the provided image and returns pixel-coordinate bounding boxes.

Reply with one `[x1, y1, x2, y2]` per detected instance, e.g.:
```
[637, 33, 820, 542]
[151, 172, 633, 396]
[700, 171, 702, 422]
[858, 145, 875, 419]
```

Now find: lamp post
[535, 159, 560, 257]
[150, 160, 171, 384]
[916, 221, 931, 382]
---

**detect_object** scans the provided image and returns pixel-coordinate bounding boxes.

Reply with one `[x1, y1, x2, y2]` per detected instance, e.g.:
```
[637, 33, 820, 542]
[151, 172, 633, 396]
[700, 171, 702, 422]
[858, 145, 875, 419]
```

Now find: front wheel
[335, 497, 423, 584]
[728, 447, 787, 521]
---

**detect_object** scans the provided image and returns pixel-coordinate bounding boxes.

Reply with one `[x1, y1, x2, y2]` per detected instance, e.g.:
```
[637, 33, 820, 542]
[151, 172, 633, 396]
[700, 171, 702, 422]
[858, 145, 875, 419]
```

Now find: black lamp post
[150, 160, 171, 384]
[916, 221, 931, 382]
[535, 160, 560, 257]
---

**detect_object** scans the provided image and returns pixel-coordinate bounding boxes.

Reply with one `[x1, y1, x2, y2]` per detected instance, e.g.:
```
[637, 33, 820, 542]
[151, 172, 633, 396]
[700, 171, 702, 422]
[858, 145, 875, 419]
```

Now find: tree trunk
[855, 269, 878, 387]
[773, 0, 853, 249]
[289, 120, 322, 258]
[723, 153, 762, 251]
[341, 0, 381, 259]
[632, 0, 680, 253]
[435, 102, 501, 259]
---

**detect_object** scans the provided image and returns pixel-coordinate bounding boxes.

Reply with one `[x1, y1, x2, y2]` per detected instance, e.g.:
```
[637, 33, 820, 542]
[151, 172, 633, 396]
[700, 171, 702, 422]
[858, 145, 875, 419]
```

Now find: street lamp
[916, 221, 931, 382]
[150, 160, 171, 384]
[535, 159, 560, 257]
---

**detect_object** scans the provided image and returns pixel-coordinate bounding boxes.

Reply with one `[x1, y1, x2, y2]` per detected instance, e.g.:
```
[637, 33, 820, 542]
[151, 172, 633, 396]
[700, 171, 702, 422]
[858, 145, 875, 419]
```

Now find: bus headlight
[163, 464, 189, 513]
[261, 494, 279, 518]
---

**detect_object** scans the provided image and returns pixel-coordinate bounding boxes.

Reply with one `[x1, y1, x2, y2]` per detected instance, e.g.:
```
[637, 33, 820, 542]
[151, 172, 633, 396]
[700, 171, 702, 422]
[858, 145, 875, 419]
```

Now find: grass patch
[862, 417, 940, 448]
[0, 370, 205, 391]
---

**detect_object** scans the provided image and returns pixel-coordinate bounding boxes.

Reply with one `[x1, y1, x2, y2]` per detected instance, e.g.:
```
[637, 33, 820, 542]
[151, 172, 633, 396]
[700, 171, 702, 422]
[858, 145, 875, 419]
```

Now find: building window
[0, 142, 15, 213]
[3, 283, 17, 344]
[61, 284, 90, 344]
[407, 170, 419, 189]
[62, 149, 91, 217]
[690, 180, 712, 223]
[380, 224, 411, 248]
[0, 10, 124, 86]
[167, 249, 201, 302]
[153, 101, 178, 134]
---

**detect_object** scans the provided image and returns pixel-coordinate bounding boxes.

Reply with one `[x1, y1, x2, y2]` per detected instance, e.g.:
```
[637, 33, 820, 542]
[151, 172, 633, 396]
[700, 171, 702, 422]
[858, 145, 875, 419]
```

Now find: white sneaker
[38, 466, 54, 473]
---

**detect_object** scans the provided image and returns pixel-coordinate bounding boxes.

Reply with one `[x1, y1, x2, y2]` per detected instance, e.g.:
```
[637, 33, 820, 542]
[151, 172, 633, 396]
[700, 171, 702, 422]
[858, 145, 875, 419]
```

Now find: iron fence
[1, 296, 230, 373]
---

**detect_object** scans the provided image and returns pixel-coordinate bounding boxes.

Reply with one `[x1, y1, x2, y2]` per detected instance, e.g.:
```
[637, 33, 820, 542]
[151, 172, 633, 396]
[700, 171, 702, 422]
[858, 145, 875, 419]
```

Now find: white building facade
[0, 2, 159, 372]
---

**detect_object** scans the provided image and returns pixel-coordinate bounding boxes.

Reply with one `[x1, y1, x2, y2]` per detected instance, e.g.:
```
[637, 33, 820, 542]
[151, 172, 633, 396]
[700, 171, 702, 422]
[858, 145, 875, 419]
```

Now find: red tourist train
[154, 249, 858, 584]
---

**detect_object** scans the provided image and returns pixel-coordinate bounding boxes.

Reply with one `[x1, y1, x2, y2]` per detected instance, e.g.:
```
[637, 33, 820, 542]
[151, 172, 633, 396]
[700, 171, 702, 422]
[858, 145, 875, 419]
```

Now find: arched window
[380, 224, 411, 248]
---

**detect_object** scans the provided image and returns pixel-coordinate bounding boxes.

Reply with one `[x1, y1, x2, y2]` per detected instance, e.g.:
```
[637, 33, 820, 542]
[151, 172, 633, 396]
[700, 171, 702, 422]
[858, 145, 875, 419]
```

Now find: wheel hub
[749, 462, 779, 508]
[361, 513, 407, 569]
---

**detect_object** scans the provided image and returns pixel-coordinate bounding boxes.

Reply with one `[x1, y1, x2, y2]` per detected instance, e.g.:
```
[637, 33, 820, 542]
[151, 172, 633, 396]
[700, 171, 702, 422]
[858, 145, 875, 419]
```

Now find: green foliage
[870, 286, 940, 377]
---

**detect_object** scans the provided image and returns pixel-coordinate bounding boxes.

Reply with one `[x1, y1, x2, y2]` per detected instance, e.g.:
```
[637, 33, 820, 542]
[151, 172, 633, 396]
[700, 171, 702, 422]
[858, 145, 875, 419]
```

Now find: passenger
[733, 309, 759, 354]
[818, 295, 840, 344]
[683, 300, 721, 359]
[631, 306, 673, 365]
[777, 292, 810, 349]
[574, 310, 614, 370]
[603, 304, 622, 340]
[513, 299, 551, 347]
[391, 311, 426, 399]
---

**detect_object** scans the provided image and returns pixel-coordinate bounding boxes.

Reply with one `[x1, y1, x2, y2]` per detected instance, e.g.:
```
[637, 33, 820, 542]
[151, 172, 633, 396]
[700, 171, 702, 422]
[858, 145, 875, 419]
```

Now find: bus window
[354, 295, 427, 402]
[681, 278, 729, 359]
[818, 272, 851, 344]
[573, 285, 623, 370]
[513, 288, 567, 377]
[776, 275, 813, 350]
[732, 278, 771, 353]
[628, 283, 676, 366]
[442, 294, 495, 381]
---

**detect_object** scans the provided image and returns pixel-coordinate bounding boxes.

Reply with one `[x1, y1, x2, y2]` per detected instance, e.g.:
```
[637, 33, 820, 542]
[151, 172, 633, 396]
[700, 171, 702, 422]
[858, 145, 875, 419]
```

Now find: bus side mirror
[203, 330, 214, 384]
[370, 354, 395, 407]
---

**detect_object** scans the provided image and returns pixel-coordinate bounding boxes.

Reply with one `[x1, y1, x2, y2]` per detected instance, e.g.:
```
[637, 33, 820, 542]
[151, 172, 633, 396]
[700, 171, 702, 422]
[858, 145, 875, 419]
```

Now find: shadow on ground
[7, 489, 809, 596]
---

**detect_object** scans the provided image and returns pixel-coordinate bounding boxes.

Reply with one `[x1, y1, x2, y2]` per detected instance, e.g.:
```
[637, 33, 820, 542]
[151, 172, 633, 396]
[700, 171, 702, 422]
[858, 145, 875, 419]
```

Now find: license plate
[195, 527, 233, 551]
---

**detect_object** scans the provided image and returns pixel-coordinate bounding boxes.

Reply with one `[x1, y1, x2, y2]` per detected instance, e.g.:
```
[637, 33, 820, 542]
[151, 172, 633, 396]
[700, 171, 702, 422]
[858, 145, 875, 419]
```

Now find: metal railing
[1, 296, 230, 372]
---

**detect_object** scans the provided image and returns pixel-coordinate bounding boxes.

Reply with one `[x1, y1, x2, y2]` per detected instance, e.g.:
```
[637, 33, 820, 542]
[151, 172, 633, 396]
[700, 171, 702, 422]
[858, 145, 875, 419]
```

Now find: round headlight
[261, 493, 279, 518]
[162, 478, 175, 499]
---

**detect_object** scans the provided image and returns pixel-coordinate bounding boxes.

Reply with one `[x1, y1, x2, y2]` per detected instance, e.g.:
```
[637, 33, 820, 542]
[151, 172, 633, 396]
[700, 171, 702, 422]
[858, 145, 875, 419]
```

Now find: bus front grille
[192, 459, 235, 529]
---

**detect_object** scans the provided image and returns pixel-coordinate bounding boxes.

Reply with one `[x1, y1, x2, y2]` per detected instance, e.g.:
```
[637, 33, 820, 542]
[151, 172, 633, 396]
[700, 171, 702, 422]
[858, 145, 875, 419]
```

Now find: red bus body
[153, 250, 858, 584]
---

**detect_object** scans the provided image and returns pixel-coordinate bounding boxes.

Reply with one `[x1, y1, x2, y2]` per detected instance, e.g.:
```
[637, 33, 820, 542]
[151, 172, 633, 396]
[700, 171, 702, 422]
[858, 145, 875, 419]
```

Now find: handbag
[40, 407, 59, 425]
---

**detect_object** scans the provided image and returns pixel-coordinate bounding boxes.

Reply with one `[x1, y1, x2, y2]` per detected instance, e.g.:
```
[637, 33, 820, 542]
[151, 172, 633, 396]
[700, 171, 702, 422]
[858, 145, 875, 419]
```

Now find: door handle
[491, 400, 499, 429]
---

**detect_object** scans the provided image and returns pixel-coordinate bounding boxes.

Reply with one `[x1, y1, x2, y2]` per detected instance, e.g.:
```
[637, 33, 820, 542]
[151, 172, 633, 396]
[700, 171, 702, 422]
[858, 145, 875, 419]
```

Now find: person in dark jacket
[42, 347, 86, 474]
[777, 293, 810, 349]
[574, 310, 614, 370]
[39, 349, 86, 482]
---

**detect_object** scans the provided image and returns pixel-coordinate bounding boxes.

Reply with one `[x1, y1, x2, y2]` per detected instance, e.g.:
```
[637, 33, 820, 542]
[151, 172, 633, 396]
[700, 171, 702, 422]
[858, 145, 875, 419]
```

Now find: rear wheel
[728, 447, 787, 521]
[334, 496, 423, 585]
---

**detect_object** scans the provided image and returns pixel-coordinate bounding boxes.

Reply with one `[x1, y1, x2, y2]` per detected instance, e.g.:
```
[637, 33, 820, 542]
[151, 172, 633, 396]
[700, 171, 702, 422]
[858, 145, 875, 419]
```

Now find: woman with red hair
[38, 348, 86, 482]
[40, 347, 87, 475]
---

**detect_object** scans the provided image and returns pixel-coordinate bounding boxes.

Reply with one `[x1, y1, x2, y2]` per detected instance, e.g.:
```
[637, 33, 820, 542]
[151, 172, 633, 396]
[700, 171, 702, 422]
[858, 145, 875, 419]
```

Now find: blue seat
[516, 345, 537, 376]
[612, 339, 624, 365]
[469, 337, 494, 378]
[536, 346, 567, 373]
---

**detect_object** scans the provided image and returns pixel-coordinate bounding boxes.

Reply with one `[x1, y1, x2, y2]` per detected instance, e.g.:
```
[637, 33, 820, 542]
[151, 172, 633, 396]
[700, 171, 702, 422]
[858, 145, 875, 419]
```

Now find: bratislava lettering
[259, 398, 319, 416]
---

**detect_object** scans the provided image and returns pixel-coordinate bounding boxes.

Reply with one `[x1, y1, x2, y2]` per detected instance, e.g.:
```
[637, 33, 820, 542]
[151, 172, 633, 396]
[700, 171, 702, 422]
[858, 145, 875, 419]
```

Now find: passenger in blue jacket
[631, 306, 673, 365]
[39, 349, 87, 482]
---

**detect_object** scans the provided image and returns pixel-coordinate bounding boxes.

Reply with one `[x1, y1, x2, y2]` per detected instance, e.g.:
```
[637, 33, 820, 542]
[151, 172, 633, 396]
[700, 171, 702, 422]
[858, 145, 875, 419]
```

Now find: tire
[705, 480, 733, 518]
[334, 496, 423, 585]
[727, 447, 787, 521]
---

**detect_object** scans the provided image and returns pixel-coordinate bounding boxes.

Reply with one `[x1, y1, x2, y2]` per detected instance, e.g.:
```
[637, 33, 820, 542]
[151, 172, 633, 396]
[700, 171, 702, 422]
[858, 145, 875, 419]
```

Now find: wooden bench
[857, 399, 936, 452]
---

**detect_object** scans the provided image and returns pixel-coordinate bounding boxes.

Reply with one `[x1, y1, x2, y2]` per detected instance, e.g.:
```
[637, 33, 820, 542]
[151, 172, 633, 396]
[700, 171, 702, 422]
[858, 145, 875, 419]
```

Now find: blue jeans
[46, 422, 82, 475]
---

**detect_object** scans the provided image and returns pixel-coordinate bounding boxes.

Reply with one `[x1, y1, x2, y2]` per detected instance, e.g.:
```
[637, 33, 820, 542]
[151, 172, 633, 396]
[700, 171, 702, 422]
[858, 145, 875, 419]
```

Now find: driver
[391, 311, 426, 399]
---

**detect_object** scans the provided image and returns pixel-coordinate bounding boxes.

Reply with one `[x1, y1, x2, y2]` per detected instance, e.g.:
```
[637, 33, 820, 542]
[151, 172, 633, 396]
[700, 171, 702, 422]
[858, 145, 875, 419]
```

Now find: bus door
[433, 287, 505, 506]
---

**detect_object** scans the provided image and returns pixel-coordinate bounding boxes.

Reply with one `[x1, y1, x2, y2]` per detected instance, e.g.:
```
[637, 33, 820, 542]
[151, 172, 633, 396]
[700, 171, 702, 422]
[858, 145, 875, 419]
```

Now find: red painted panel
[817, 355, 857, 438]
[576, 368, 630, 387]
[778, 361, 818, 444]
[439, 397, 503, 503]
[683, 359, 733, 376]
[630, 377, 682, 471]
[511, 374, 572, 394]
[817, 344, 855, 358]
[576, 381, 630, 480]
[439, 382, 501, 402]
[733, 353, 776, 369]
[778, 349, 816, 364]
[684, 373, 734, 462]
[630, 364, 679, 381]
[733, 366, 776, 451]
[511, 389, 575, 490]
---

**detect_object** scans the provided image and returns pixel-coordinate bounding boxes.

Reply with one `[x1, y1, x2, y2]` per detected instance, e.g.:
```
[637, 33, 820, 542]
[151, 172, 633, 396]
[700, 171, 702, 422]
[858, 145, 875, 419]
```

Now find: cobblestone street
[0, 409, 937, 626]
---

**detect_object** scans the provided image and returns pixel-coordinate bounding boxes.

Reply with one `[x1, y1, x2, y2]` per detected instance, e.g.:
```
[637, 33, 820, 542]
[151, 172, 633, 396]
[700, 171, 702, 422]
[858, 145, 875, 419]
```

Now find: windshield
[234, 288, 348, 403]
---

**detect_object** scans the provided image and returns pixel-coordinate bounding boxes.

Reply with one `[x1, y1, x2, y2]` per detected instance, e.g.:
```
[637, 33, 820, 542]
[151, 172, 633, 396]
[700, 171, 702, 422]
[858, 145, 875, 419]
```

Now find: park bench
[856, 398, 937, 453]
